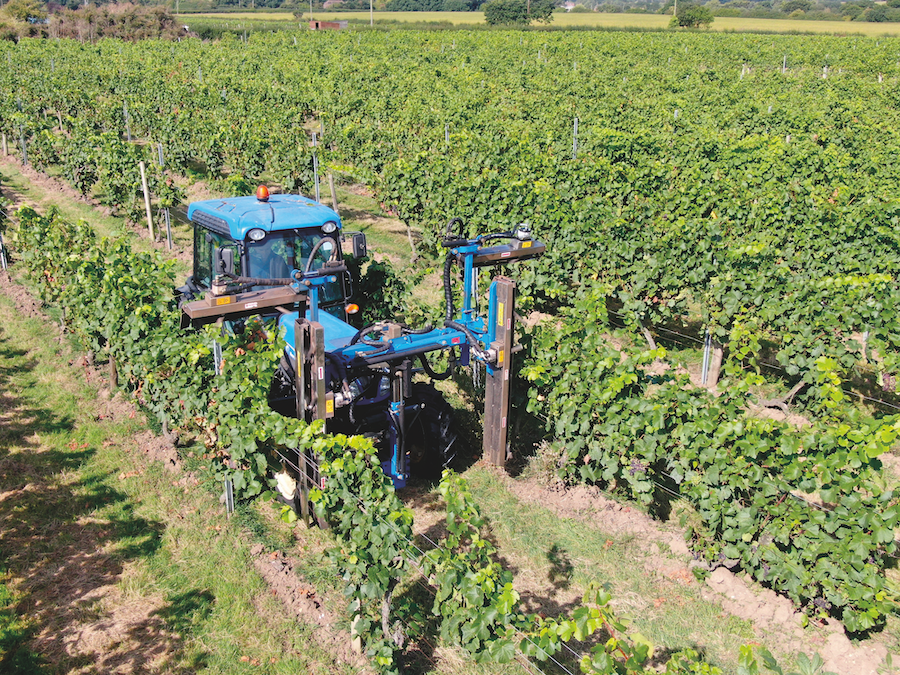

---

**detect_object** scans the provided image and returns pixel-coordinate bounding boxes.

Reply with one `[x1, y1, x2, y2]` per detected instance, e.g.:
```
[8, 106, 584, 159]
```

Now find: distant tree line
[0, 1, 189, 41]
[385, 0, 486, 11]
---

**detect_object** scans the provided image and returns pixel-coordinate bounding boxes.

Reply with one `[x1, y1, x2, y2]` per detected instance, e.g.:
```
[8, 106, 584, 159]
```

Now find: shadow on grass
[0, 325, 208, 672]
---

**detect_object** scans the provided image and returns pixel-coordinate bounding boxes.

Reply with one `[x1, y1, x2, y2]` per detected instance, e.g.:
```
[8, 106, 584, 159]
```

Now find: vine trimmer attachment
[179, 188, 543, 518]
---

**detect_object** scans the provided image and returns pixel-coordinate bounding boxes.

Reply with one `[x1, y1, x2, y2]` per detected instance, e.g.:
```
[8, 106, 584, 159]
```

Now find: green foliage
[5, 29, 900, 660]
[483, 0, 554, 24]
[1, 0, 47, 23]
[52, 4, 186, 42]
[9, 207, 837, 675]
[670, 3, 714, 26]
[351, 259, 413, 325]
[310, 433, 414, 670]
[312, 459, 825, 674]
[385, 0, 445, 10]
[523, 304, 899, 633]
[483, 0, 530, 24]
[780, 0, 811, 12]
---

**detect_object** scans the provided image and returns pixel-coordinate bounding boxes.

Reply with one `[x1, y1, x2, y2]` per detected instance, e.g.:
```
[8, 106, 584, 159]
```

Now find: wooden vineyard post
[109, 353, 118, 389]
[328, 171, 339, 215]
[311, 132, 321, 203]
[123, 101, 131, 142]
[483, 276, 515, 466]
[19, 125, 27, 166]
[707, 340, 724, 387]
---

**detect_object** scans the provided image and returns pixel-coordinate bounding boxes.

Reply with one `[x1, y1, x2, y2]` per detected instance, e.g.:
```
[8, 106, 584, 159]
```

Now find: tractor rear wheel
[405, 383, 457, 479]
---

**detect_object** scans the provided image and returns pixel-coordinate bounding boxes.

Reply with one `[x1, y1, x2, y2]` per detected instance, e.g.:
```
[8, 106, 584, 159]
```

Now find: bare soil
[250, 545, 371, 673]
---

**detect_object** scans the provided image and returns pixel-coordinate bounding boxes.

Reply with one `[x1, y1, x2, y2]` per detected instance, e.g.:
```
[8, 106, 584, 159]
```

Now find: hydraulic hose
[443, 253, 455, 323]
[351, 323, 434, 347]
[419, 351, 455, 381]
[445, 216, 465, 238]
[222, 272, 294, 286]
[480, 231, 514, 242]
[401, 323, 433, 335]
[304, 236, 339, 274]
[349, 324, 376, 345]
[350, 324, 390, 347]
[445, 319, 491, 362]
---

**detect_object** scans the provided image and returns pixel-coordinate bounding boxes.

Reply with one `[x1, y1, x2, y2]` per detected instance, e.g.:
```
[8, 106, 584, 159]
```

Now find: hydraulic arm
[181, 216, 545, 494]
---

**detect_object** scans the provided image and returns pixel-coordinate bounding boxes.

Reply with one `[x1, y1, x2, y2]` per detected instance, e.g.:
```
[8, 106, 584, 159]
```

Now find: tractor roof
[187, 194, 341, 240]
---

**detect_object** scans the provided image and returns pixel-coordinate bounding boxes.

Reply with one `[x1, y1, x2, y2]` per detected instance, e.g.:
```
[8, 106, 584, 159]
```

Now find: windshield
[245, 231, 343, 305]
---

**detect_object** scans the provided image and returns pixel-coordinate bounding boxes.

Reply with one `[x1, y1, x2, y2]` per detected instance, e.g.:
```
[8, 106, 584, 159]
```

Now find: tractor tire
[405, 383, 458, 479]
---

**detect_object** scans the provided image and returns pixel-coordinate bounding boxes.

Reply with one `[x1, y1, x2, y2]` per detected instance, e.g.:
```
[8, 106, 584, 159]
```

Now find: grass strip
[464, 466, 761, 673]
[0, 284, 355, 675]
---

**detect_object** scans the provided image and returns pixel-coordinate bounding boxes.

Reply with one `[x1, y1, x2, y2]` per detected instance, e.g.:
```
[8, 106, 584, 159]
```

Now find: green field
[181, 9, 900, 35]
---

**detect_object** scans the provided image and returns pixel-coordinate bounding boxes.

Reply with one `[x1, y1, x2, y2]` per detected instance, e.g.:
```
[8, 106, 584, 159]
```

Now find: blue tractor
[179, 187, 543, 515]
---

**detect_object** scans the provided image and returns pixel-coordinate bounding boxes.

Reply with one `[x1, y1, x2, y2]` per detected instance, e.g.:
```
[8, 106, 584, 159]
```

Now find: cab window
[245, 232, 342, 304]
[194, 227, 241, 289]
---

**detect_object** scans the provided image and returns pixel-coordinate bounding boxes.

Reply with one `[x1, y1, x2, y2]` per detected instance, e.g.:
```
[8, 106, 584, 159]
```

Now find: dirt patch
[177, 176, 219, 206]
[342, 183, 375, 198]
[702, 568, 891, 675]
[882, 451, 900, 482]
[35, 581, 182, 675]
[133, 429, 181, 473]
[1, 154, 97, 212]
[250, 545, 372, 673]
[507, 477, 690, 555]
[0, 269, 52, 322]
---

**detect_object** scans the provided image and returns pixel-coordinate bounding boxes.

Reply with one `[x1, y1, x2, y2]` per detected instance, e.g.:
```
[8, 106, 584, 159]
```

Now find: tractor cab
[179, 188, 365, 320]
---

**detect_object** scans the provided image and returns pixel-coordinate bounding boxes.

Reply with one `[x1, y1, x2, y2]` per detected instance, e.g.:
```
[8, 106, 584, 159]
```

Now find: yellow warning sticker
[216, 297, 232, 305]
[326, 399, 334, 414]
[497, 302, 505, 326]
[522, 240, 532, 248]
[498, 350, 504, 364]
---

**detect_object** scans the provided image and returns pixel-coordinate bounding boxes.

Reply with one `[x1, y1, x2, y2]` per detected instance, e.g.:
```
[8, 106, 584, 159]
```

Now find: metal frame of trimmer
[181, 219, 544, 522]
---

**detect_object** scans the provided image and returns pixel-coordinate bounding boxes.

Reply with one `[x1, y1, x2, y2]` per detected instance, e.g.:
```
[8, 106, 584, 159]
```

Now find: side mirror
[351, 232, 367, 259]
[215, 247, 235, 275]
